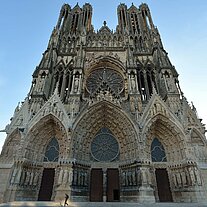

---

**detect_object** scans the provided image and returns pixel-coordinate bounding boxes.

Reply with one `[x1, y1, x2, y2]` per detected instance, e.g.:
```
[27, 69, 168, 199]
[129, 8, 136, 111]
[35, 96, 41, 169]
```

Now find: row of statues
[58, 168, 73, 186]
[9, 165, 202, 191]
[87, 37, 124, 48]
[10, 166, 40, 187]
[72, 168, 89, 187]
[172, 166, 202, 188]
[121, 167, 152, 187]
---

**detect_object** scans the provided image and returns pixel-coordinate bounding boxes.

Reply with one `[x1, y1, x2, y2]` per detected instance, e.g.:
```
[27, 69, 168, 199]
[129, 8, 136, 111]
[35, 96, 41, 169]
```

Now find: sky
[0, 0, 207, 152]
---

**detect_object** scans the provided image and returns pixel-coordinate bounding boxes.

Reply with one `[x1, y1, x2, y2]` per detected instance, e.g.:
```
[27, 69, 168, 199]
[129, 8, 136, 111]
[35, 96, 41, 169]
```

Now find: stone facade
[0, 2, 207, 204]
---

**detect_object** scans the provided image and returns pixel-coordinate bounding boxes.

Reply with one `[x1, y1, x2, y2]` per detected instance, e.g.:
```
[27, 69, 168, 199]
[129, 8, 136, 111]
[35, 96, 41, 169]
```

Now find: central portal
[90, 168, 120, 202]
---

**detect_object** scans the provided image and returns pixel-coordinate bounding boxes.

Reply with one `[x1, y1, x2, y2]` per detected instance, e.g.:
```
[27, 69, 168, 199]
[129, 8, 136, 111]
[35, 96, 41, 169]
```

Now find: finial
[103, 21, 107, 26]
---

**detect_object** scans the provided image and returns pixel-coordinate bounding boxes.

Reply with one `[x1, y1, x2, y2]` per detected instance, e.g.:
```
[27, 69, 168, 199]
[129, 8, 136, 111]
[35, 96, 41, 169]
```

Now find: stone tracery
[72, 101, 139, 162]
[25, 114, 69, 163]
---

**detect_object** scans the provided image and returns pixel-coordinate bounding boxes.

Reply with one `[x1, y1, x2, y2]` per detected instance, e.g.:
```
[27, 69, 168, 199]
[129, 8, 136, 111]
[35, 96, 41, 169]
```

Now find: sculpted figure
[68, 169, 73, 185]
[73, 74, 80, 93]
[172, 174, 178, 188]
[181, 171, 187, 186]
[130, 73, 136, 91]
[194, 167, 202, 185]
[189, 167, 196, 186]
[33, 171, 40, 186]
[176, 172, 182, 187]
[10, 167, 18, 185]
[58, 169, 64, 185]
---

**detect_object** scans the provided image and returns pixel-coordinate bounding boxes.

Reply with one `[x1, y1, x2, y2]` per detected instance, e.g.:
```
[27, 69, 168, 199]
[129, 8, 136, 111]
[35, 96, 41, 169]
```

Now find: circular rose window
[91, 128, 119, 162]
[86, 68, 124, 96]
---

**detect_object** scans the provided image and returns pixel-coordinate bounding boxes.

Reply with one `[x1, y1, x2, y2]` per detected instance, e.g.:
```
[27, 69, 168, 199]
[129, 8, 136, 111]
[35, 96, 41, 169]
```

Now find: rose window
[86, 68, 124, 97]
[91, 127, 119, 162]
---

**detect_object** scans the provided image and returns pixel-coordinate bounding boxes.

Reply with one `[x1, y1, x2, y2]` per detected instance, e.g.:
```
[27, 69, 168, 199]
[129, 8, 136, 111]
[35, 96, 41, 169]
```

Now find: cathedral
[0, 2, 207, 204]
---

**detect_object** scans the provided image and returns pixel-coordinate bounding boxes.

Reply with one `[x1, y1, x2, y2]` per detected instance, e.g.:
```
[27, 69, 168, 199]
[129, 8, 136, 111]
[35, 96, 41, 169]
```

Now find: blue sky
[0, 0, 207, 152]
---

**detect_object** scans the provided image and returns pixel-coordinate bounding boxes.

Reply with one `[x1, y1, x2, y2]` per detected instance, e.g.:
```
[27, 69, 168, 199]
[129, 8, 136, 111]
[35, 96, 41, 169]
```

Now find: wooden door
[38, 168, 55, 201]
[155, 168, 173, 202]
[107, 168, 120, 202]
[90, 168, 103, 201]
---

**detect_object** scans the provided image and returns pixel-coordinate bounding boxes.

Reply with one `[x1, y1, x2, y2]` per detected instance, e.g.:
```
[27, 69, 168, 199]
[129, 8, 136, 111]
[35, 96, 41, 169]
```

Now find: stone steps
[0, 202, 207, 207]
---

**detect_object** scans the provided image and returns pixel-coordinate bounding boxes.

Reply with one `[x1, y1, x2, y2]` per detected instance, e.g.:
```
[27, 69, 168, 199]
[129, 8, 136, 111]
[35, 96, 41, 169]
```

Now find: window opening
[63, 74, 69, 102]
[58, 73, 63, 94]
[147, 72, 152, 95]
[91, 127, 119, 162]
[151, 138, 167, 162]
[140, 72, 147, 101]
[122, 10, 126, 27]
[44, 137, 59, 162]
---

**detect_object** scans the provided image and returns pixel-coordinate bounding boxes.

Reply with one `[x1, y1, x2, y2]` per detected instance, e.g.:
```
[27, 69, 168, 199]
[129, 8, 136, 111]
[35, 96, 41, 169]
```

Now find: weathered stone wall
[0, 165, 12, 203]
[200, 168, 207, 198]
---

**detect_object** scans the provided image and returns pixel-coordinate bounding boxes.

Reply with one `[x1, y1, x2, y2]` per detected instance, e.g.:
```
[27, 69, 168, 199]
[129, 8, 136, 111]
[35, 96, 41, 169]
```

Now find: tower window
[140, 72, 147, 101]
[147, 72, 152, 95]
[58, 73, 63, 94]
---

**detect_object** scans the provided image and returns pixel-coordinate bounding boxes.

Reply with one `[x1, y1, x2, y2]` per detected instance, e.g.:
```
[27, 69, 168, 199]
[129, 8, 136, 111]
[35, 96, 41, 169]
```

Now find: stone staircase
[0, 202, 207, 207]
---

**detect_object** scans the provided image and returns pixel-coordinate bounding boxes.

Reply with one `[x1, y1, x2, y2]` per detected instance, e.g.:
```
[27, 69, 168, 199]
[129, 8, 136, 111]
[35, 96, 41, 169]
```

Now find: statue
[73, 74, 80, 93]
[194, 167, 202, 185]
[130, 96, 135, 112]
[130, 73, 136, 91]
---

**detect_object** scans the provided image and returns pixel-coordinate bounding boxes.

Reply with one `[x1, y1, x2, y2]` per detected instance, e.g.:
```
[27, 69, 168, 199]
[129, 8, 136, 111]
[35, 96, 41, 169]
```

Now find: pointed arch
[71, 101, 139, 162]
[85, 55, 126, 77]
[0, 128, 21, 163]
[25, 114, 68, 162]
[190, 127, 206, 146]
[144, 114, 186, 162]
[190, 128, 207, 163]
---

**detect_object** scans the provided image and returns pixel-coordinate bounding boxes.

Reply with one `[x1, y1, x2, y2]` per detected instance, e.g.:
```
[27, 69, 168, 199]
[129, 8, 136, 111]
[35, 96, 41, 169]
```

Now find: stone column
[55, 164, 73, 202]
[103, 168, 107, 202]
[138, 165, 155, 203]
[77, 73, 82, 94]
[60, 72, 67, 99]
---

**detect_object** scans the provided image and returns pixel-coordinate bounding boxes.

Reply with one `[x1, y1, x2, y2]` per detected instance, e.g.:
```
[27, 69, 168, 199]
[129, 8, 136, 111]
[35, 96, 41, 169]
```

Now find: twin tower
[0, 3, 207, 204]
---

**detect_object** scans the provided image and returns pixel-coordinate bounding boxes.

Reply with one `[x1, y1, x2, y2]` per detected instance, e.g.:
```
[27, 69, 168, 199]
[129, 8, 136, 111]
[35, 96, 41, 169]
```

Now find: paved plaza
[0, 202, 207, 207]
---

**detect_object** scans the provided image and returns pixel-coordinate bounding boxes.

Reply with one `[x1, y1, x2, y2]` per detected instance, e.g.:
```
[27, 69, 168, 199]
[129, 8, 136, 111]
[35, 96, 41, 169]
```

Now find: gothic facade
[0, 3, 207, 204]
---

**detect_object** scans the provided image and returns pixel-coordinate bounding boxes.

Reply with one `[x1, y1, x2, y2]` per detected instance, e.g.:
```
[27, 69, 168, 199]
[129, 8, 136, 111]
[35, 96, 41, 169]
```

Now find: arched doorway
[151, 138, 172, 202]
[89, 128, 120, 202]
[38, 138, 59, 201]
[145, 114, 186, 202]
[71, 101, 139, 162]
[23, 114, 68, 201]
[71, 101, 139, 202]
